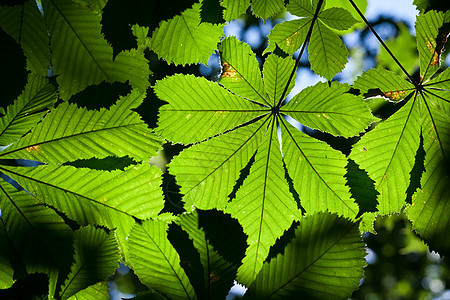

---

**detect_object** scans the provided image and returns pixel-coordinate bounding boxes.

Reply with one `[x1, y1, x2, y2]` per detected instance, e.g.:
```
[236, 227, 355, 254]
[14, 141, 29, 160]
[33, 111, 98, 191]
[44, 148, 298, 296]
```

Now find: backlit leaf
[245, 213, 366, 299]
[0, 1, 50, 76]
[0, 74, 57, 147]
[42, 0, 150, 99]
[251, 0, 285, 20]
[148, 3, 224, 66]
[128, 219, 196, 300]
[60, 226, 119, 299]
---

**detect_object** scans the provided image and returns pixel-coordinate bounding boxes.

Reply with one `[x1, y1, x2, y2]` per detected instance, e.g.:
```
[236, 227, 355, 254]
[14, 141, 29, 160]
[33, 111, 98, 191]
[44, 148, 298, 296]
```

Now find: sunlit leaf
[128, 219, 196, 300]
[416, 10, 444, 82]
[176, 211, 237, 299]
[60, 226, 119, 299]
[309, 22, 348, 80]
[221, 0, 251, 21]
[354, 68, 415, 101]
[318, 7, 359, 31]
[263, 18, 311, 55]
[148, 3, 223, 66]
[251, 0, 285, 20]
[281, 82, 378, 137]
[0, 74, 57, 147]
[406, 93, 450, 255]
[219, 36, 268, 106]
[0, 89, 162, 163]
[245, 212, 366, 299]
[0, 1, 50, 76]
[226, 119, 301, 285]
[42, 0, 150, 99]
[67, 282, 109, 300]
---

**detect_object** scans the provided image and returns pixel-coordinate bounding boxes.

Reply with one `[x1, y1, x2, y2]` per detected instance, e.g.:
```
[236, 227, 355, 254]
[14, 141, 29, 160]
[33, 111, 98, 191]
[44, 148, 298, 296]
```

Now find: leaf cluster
[0, 0, 449, 299]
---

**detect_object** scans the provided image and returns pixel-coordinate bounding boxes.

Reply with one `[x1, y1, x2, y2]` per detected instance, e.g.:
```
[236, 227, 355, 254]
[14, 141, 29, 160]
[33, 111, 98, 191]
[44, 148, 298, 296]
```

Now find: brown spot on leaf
[426, 39, 440, 66]
[383, 90, 406, 101]
[209, 271, 220, 283]
[221, 62, 236, 78]
[26, 145, 40, 153]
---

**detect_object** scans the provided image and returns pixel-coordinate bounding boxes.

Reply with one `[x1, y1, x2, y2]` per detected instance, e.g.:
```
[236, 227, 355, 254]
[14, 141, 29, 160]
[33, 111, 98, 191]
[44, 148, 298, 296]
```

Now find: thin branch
[276, 0, 325, 108]
[347, 0, 418, 86]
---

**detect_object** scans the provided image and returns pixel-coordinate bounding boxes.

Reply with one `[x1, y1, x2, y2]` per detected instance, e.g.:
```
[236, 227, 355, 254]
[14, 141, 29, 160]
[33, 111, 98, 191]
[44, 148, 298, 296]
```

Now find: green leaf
[281, 82, 378, 137]
[0, 231, 15, 289]
[251, 0, 285, 20]
[0, 180, 73, 289]
[128, 219, 196, 300]
[176, 211, 237, 299]
[263, 54, 296, 106]
[424, 67, 450, 116]
[3, 162, 163, 226]
[345, 159, 379, 215]
[319, 7, 359, 30]
[0, 89, 162, 163]
[245, 212, 366, 299]
[280, 121, 359, 218]
[67, 282, 109, 300]
[221, 0, 251, 21]
[226, 119, 302, 285]
[219, 36, 268, 106]
[286, 0, 316, 17]
[42, 0, 150, 99]
[350, 97, 422, 215]
[0, 1, 50, 76]
[269, 1, 352, 79]
[148, 3, 223, 66]
[0, 74, 57, 147]
[309, 22, 348, 80]
[415, 10, 444, 82]
[406, 93, 450, 255]
[155, 74, 265, 144]
[60, 226, 120, 299]
[324, 0, 367, 32]
[353, 68, 415, 101]
[0, 163, 163, 261]
[156, 37, 376, 288]
[169, 121, 265, 210]
[263, 18, 311, 55]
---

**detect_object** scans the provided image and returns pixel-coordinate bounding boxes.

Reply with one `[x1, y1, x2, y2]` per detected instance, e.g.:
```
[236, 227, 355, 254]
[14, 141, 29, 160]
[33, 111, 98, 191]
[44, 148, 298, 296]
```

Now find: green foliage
[0, 0, 449, 299]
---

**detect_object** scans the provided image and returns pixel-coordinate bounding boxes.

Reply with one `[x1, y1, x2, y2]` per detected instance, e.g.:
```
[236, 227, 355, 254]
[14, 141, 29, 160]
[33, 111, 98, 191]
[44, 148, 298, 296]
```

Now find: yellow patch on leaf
[426, 39, 440, 66]
[383, 90, 406, 101]
[221, 62, 236, 78]
[26, 145, 40, 153]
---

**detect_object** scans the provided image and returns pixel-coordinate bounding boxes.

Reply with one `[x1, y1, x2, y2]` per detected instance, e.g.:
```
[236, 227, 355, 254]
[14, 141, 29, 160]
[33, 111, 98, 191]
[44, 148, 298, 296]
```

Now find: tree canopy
[0, 0, 449, 299]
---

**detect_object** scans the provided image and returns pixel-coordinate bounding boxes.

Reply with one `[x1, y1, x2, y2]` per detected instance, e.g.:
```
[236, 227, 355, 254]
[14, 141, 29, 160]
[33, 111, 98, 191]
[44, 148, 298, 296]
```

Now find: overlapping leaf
[42, 0, 150, 100]
[0, 74, 57, 147]
[128, 219, 196, 300]
[0, 89, 162, 163]
[176, 211, 238, 299]
[0, 86, 164, 264]
[244, 213, 366, 299]
[67, 282, 109, 300]
[155, 36, 375, 285]
[148, 2, 224, 66]
[350, 11, 450, 253]
[251, 0, 285, 20]
[221, 0, 251, 21]
[0, 180, 73, 296]
[59, 226, 119, 299]
[265, 0, 359, 79]
[0, 237, 14, 289]
[226, 118, 302, 285]
[0, 1, 50, 76]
